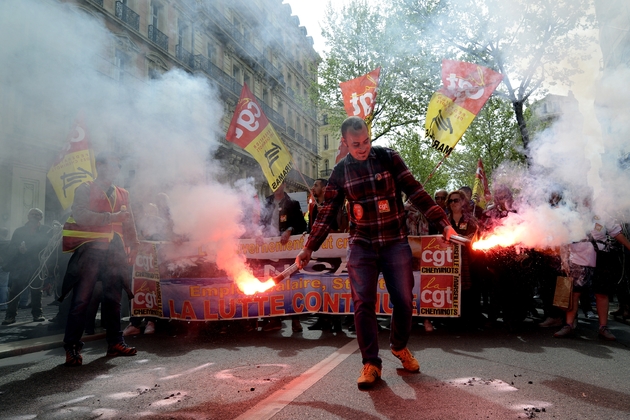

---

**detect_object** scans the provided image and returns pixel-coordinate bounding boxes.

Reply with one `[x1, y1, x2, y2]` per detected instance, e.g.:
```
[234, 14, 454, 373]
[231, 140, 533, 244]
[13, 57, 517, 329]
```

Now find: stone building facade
[0, 0, 319, 233]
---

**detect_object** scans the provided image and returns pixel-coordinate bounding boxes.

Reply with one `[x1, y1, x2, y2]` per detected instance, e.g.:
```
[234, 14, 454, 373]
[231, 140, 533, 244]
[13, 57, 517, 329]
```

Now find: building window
[233, 65, 241, 83]
[114, 49, 130, 82]
[322, 114, 328, 125]
[244, 72, 252, 89]
[148, 61, 163, 79]
[324, 159, 330, 172]
[263, 88, 269, 104]
[151, 1, 160, 28]
[323, 134, 329, 150]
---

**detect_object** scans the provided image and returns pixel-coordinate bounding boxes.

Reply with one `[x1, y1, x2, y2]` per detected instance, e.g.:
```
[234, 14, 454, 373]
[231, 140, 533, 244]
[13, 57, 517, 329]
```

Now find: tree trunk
[512, 100, 530, 155]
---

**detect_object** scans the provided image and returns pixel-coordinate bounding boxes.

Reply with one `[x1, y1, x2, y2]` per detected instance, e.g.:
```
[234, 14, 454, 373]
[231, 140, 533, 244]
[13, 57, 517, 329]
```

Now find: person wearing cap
[59, 152, 140, 366]
[2, 208, 52, 325]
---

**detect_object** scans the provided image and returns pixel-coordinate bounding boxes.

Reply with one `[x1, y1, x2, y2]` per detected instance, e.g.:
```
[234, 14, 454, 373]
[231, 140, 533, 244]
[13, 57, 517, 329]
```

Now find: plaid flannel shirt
[305, 146, 450, 251]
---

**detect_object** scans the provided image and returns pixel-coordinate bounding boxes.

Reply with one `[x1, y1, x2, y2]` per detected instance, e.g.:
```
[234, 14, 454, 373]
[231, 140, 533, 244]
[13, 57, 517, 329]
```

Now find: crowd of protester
[2, 171, 630, 371]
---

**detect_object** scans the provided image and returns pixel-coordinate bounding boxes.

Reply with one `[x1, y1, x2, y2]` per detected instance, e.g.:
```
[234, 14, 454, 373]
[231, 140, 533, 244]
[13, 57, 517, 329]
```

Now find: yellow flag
[426, 60, 503, 155]
[47, 119, 96, 209]
[226, 84, 293, 191]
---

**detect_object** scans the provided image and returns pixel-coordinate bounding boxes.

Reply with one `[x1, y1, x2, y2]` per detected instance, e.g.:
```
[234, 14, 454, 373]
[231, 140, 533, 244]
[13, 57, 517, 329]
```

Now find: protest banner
[130, 234, 462, 320]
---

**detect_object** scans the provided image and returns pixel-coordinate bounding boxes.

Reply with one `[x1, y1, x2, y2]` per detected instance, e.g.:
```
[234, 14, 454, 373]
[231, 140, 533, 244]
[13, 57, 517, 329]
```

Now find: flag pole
[423, 152, 450, 184]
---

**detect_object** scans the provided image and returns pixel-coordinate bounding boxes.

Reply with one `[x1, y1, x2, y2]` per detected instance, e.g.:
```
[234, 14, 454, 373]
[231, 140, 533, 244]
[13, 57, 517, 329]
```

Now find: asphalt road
[1, 314, 630, 420]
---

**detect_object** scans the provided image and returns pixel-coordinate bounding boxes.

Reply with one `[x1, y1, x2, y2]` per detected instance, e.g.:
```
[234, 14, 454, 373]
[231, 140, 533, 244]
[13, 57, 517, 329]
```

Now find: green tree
[397, 0, 596, 153]
[390, 97, 521, 191]
[317, 0, 441, 143]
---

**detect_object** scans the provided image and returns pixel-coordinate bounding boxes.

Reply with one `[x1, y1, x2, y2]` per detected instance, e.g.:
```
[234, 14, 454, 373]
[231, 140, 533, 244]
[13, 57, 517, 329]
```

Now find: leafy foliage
[316, 0, 595, 187]
[317, 0, 440, 143]
[396, 0, 596, 151]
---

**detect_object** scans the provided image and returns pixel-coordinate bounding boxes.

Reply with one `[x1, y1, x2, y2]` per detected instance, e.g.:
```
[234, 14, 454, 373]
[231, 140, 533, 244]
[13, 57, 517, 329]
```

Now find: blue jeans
[347, 240, 415, 366]
[63, 246, 126, 347]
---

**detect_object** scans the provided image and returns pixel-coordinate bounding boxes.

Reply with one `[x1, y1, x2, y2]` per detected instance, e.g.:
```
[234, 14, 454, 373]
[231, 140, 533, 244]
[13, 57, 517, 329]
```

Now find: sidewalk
[0, 293, 106, 359]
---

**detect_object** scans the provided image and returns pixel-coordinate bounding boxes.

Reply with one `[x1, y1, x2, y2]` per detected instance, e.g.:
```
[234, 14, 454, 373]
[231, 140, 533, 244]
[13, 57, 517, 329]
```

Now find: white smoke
[0, 0, 260, 279]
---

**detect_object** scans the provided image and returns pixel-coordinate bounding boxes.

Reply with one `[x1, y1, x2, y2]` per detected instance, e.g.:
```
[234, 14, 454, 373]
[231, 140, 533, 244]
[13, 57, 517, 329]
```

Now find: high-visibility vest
[62, 181, 130, 252]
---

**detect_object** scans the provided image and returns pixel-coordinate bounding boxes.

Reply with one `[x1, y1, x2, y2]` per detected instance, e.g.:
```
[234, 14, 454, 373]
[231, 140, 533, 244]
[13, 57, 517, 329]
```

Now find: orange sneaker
[391, 347, 420, 372]
[357, 363, 381, 389]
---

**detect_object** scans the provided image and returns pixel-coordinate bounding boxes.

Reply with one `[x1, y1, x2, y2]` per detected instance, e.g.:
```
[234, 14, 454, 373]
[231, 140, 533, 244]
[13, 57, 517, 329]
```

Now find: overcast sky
[284, 0, 330, 54]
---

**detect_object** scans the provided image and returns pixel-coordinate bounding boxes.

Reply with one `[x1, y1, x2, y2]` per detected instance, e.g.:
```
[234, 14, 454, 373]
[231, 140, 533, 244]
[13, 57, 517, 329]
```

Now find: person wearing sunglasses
[433, 189, 448, 211]
[447, 190, 481, 329]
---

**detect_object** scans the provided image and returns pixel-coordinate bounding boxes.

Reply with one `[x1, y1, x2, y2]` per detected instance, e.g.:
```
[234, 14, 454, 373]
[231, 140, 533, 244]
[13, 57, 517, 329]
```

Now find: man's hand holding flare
[295, 247, 312, 269]
[443, 225, 456, 242]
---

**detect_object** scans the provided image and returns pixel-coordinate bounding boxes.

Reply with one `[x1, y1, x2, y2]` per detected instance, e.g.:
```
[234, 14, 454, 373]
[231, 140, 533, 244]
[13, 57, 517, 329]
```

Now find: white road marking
[159, 362, 214, 381]
[234, 340, 359, 420]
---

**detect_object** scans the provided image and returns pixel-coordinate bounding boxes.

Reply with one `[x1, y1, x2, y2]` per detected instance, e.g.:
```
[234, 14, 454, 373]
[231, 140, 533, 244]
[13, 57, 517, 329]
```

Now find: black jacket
[261, 192, 307, 235]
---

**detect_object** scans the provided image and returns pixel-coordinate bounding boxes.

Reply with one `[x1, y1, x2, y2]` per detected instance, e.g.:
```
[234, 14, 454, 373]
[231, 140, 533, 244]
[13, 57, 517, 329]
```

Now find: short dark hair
[460, 186, 472, 195]
[340, 116, 367, 138]
[315, 178, 328, 186]
[95, 151, 120, 166]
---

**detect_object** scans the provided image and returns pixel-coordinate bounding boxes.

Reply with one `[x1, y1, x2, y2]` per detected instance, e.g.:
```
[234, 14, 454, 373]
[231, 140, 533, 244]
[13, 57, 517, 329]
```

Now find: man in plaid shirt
[296, 116, 455, 389]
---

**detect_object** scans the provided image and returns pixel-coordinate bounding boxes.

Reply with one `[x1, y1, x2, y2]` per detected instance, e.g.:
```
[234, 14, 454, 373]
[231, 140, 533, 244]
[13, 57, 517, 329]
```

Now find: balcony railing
[88, 0, 103, 7]
[259, 57, 285, 85]
[194, 54, 211, 74]
[259, 100, 286, 130]
[176, 44, 194, 68]
[115, 1, 139, 31]
[148, 25, 168, 52]
[320, 169, 333, 177]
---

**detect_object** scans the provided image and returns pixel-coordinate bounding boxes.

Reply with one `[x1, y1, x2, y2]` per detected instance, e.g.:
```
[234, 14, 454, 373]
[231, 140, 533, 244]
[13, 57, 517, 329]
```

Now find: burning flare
[235, 270, 276, 295]
[472, 225, 527, 251]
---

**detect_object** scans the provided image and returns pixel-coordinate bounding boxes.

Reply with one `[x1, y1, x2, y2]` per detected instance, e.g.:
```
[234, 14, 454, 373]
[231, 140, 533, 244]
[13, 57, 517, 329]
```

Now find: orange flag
[336, 68, 381, 162]
[226, 84, 293, 191]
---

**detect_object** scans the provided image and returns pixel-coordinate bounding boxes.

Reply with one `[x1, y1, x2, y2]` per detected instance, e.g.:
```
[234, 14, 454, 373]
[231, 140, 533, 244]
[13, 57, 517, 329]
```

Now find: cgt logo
[421, 248, 453, 267]
[135, 254, 155, 272]
[134, 290, 158, 309]
[421, 287, 453, 308]
[446, 73, 485, 100]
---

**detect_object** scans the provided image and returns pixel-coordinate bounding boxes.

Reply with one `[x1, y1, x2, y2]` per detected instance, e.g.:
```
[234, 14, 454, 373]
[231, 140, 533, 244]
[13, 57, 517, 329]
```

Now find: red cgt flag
[226, 83, 293, 191]
[336, 68, 381, 163]
[339, 67, 381, 119]
[425, 60, 503, 155]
